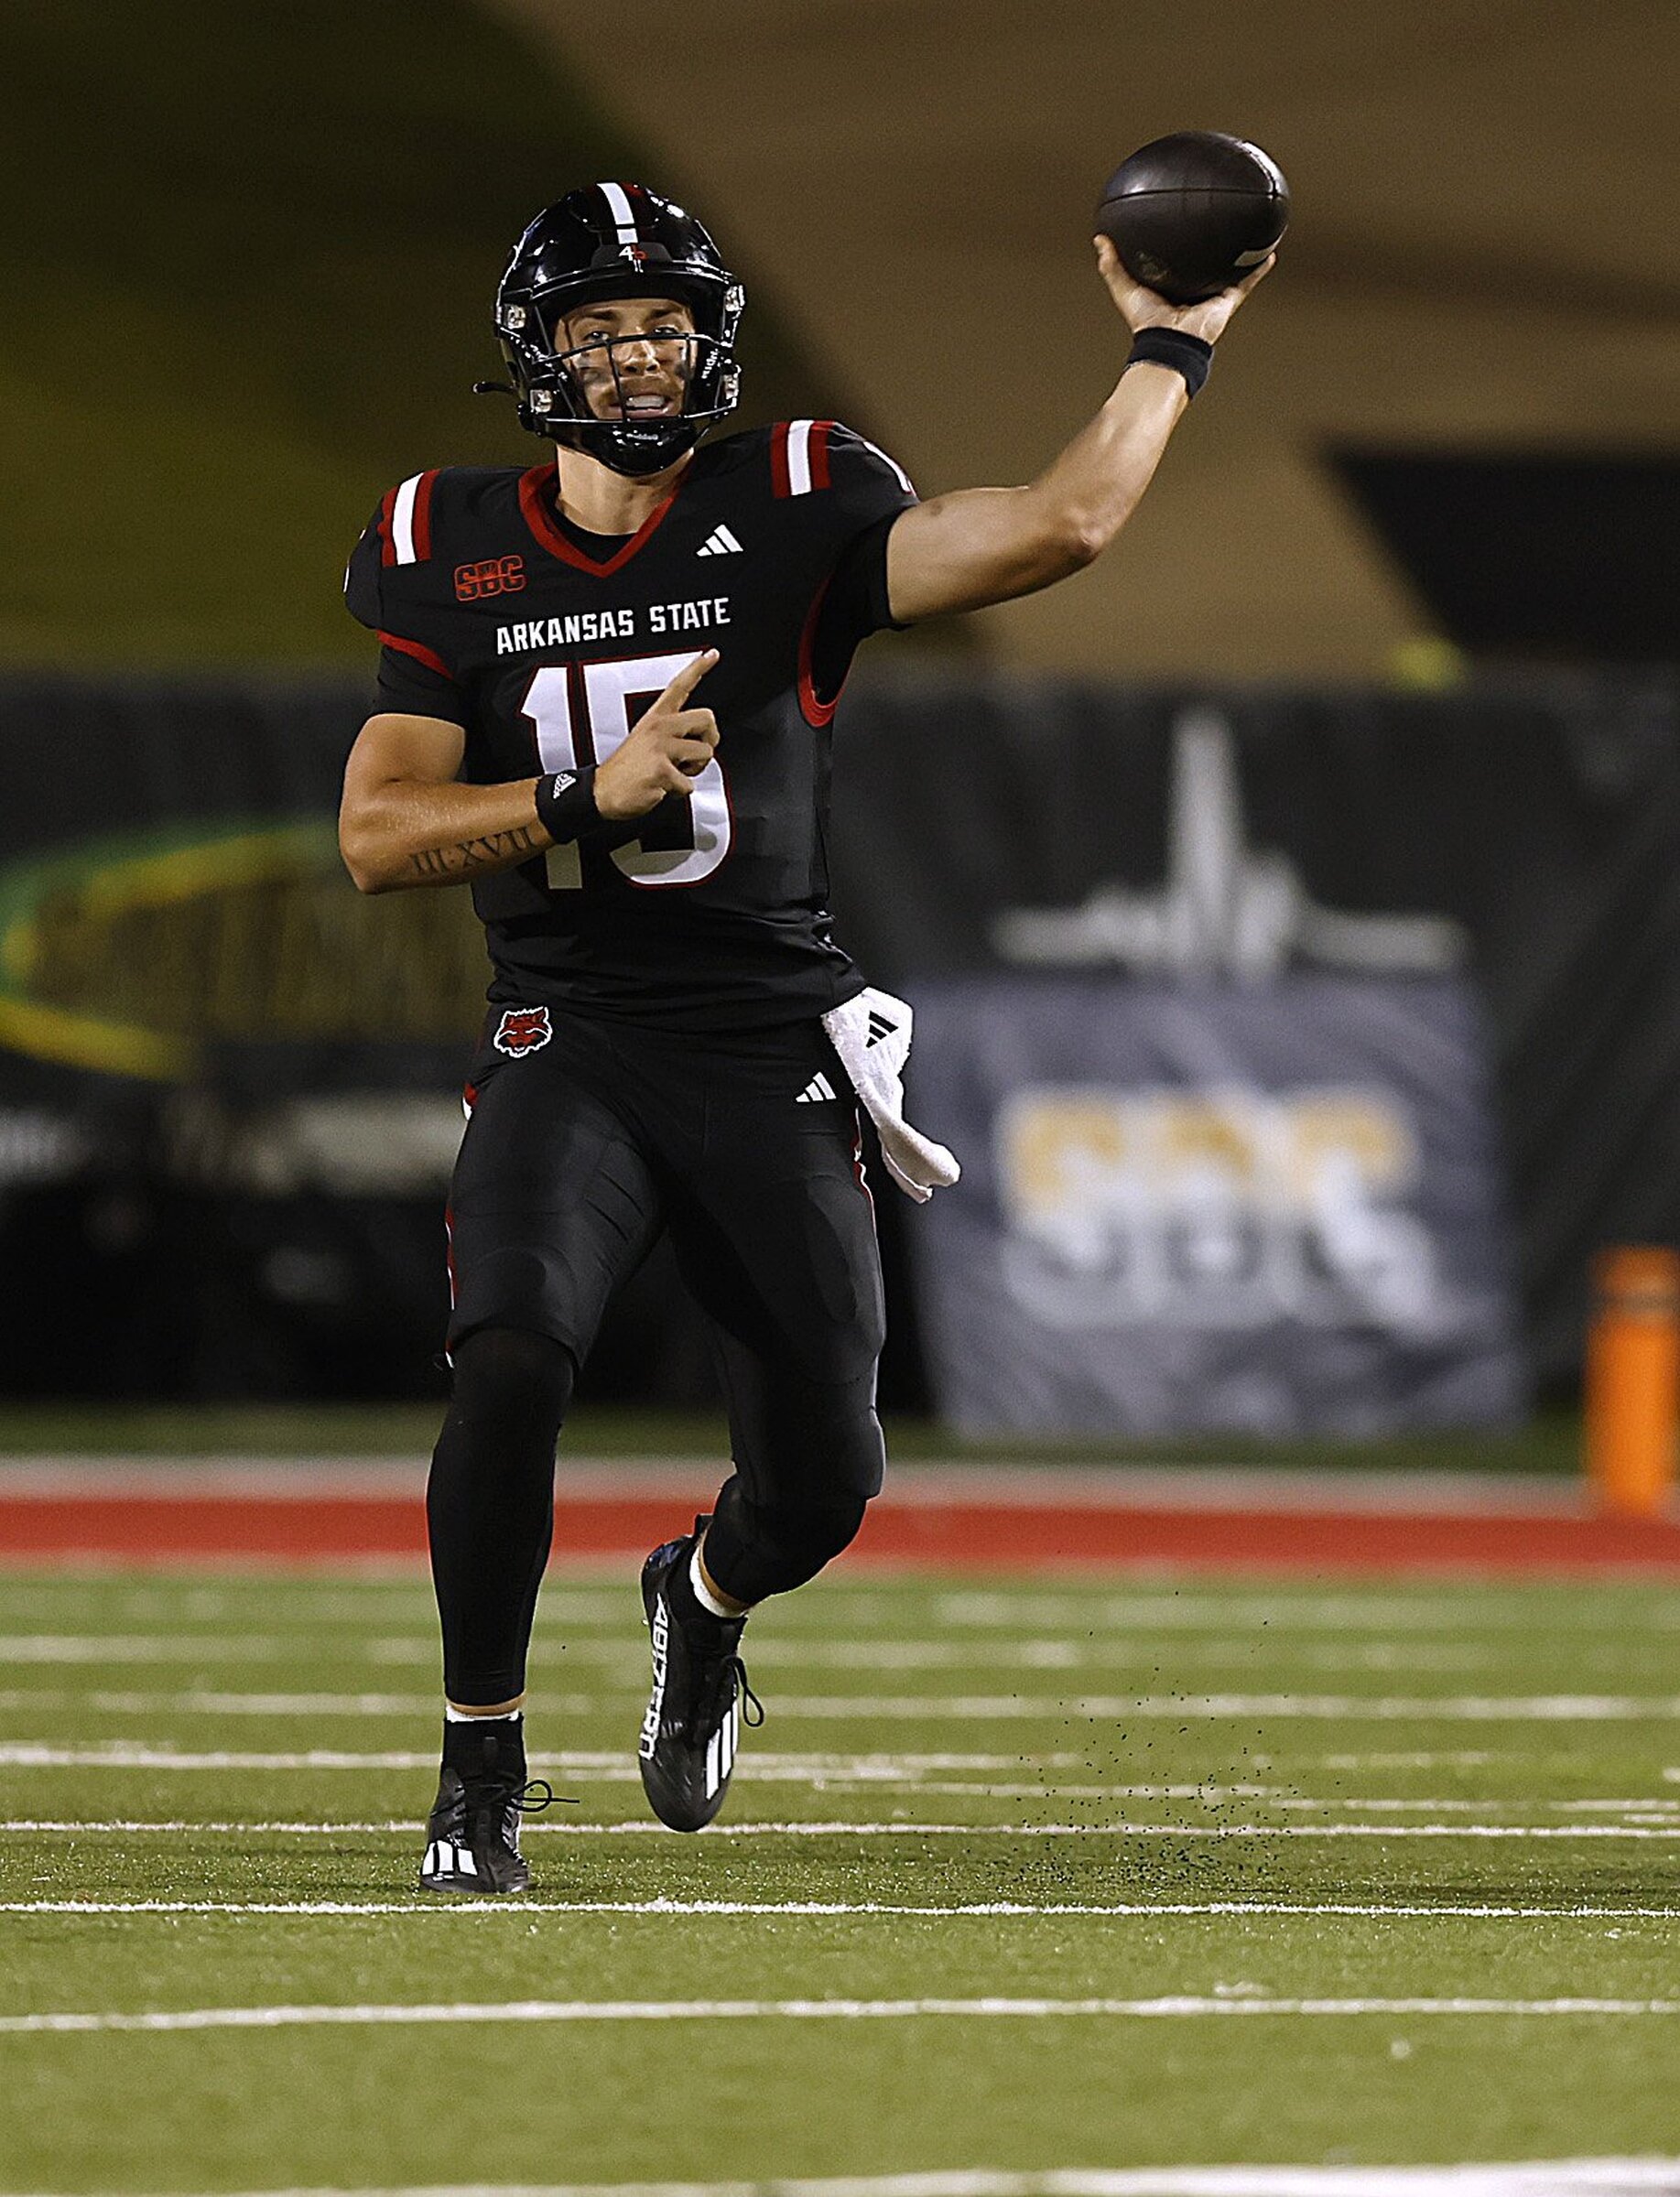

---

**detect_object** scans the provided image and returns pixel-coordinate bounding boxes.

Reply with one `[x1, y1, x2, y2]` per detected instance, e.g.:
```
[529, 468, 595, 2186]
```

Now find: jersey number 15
[523, 656, 732, 890]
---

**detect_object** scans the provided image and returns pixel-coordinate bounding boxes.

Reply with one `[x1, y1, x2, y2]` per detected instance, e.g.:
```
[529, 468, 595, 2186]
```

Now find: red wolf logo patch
[493, 1005, 552, 1058]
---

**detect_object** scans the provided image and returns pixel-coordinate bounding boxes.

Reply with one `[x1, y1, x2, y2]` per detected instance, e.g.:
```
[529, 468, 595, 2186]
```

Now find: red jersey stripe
[770, 421, 792, 499]
[516, 465, 677, 575]
[411, 469, 438, 561]
[796, 575, 841, 729]
[378, 485, 399, 568]
[378, 630, 453, 681]
[808, 420, 833, 491]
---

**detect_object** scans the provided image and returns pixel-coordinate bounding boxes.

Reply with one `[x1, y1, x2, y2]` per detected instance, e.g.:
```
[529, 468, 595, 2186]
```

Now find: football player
[339, 182, 1267, 1891]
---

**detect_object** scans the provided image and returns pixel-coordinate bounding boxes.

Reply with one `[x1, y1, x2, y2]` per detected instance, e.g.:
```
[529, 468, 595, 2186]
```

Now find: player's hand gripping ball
[1096, 131, 1288, 305]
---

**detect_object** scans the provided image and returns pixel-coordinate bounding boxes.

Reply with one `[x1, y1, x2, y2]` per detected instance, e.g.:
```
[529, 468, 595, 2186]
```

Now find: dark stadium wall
[0, 0, 849, 666]
[11, 2, 1675, 677]
[1, 668, 1675, 1406]
[526, 0, 1680, 678]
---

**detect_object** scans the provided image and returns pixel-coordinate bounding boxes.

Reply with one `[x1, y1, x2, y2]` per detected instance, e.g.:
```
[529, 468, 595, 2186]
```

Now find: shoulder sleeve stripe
[808, 420, 833, 491]
[391, 471, 439, 566]
[786, 419, 814, 496]
[773, 420, 841, 497]
[377, 484, 399, 568]
[411, 468, 437, 560]
[378, 630, 454, 682]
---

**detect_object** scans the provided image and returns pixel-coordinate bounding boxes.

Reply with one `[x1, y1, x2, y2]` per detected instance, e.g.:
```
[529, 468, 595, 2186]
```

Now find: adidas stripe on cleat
[417, 1719, 557, 1896]
[421, 1835, 482, 1884]
[638, 1521, 764, 1833]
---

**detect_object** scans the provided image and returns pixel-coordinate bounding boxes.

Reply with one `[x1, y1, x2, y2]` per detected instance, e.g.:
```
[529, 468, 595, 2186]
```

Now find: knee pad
[792, 1379, 886, 1502]
[448, 1326, 576, 1448]
[709, 1487, 870, 1604]
[705, 1387, 884, 1602]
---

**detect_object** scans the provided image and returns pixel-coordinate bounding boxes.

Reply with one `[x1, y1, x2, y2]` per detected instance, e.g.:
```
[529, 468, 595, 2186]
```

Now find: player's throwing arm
[337, 647, 719, 893]
[880, 237, 1270, 626]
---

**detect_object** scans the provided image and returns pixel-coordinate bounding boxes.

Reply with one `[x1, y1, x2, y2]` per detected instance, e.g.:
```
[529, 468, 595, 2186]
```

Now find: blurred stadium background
[2, 0, 1675, 1459]
[7, 6, 1680, 2192]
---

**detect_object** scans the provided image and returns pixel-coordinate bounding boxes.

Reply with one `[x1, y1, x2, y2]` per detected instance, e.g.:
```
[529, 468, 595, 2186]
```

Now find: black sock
[442, 1713, 526, 1783]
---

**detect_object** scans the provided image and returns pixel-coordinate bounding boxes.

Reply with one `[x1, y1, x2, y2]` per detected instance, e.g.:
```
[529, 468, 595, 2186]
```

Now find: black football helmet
[490, 183, 744, 476]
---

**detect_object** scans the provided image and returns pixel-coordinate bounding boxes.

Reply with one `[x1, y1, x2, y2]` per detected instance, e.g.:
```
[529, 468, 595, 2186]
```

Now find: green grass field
[4, 1563, 1679, 2192]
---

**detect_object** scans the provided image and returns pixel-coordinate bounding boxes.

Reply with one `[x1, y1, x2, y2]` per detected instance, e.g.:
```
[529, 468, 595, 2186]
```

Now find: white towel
[820, 987, 961, 1205]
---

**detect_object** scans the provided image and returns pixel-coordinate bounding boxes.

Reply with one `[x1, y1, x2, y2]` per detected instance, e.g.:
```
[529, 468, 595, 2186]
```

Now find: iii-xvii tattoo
[408, 822, 543, 882]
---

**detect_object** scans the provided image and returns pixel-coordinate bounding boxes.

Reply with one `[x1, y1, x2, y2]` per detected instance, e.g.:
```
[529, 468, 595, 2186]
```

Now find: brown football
[1096, 131, 1288, 305]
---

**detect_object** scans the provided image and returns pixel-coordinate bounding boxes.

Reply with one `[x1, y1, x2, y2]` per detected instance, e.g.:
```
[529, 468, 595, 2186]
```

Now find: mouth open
[618, 393, 678, 419]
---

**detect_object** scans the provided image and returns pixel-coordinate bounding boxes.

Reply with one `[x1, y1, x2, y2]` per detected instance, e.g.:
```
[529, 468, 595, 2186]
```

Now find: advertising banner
[833, 676, 1680, 1384]
[910, 976, 1525, 1435]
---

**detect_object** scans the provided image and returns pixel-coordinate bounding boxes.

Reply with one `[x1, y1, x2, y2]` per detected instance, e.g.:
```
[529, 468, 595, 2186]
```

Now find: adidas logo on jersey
[696, 525, 743, 558]
[796, 1072, 838, 1104]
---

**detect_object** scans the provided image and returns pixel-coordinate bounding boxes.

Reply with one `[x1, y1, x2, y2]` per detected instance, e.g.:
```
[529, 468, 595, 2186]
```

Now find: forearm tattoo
[408, 822, 543, 882]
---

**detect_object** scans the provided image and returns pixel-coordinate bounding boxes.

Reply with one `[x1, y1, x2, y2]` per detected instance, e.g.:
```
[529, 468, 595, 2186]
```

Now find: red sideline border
[4, 1489, 1680, 1575]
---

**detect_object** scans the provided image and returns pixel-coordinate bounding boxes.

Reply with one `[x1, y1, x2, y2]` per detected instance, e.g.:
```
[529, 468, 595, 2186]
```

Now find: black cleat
[418, 1718, 555, 1895]
[638, 1522, 764, 1833]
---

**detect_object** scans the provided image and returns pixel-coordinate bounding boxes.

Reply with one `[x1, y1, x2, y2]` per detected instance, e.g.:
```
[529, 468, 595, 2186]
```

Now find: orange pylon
[1585, 1246, 1680, 1518]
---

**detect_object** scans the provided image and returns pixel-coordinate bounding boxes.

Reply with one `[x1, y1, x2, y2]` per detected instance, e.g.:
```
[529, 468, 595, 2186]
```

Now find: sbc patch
[493, 1005, 553, 1058]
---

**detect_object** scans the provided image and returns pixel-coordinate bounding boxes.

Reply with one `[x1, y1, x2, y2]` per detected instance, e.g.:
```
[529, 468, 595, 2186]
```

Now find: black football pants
[428, 1008, 886, 1705]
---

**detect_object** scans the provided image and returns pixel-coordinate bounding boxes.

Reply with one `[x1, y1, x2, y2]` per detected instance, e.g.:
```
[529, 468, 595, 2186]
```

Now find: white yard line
[0, 1745, 1082, 1772]
[0, 1635, 1498, 1673]
[5, 1995, 1679, 2035]
[1324, 1753, 1501, 1769]
[0, 1636, 303, 1662]
[10, 2166, 1679, 2197]
[363, 1638, 1502, 1673]
[7, 1690, 1680, 1720]
[11, 1586, 1676, 1635]
[5, 1819, 1680, 1841]
[0, 1691, 552, 1715]
[773, 1695, 1680, 1722]
[4, 1898, 1676, 1920]
[930, 1594, 1680, 1632]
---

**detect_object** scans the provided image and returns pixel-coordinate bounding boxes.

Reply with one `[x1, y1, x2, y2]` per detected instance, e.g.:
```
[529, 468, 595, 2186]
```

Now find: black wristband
[1125, 327, 1213, 400]
[533, 766, 601, 844]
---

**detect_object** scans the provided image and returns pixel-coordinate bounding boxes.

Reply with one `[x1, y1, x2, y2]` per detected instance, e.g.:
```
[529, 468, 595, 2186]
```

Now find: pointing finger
[653, 647, 720, 713]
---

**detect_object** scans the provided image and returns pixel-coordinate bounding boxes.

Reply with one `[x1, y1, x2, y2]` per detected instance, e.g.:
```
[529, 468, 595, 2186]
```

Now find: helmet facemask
[504, 276, 743, 477]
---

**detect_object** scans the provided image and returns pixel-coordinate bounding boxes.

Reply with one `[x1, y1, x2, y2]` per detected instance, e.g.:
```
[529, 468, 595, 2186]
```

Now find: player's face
[555, 297, 698, 424]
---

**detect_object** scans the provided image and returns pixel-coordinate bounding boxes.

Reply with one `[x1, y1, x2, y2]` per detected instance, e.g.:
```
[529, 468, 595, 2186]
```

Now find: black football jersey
[344, 421, 916, 1030]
